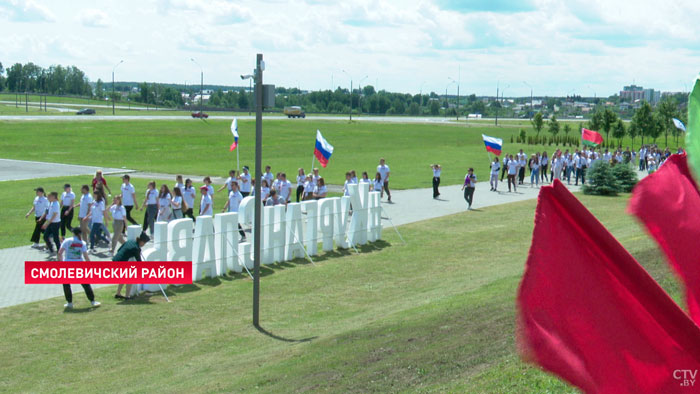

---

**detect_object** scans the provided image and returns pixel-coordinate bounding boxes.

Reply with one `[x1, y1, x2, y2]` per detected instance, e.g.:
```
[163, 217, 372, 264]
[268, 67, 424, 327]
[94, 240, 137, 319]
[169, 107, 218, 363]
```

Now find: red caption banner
[25, 261, 193, 284]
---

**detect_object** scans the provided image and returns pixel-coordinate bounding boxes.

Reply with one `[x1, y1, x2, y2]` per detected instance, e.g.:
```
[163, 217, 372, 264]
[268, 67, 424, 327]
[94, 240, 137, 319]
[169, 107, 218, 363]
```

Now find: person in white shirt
[506, 154, 519, 192]
[140, 181, 158, 237]
[377, 158, 392, 202]
[59, 184, 75, 241]
[157, 184, 172, 222]
[540, 151, 549, 183]
[272, 172, 281, 192]
[500, 154, 510, 182]
[350, 170, 358, 185]
[343, 172, 352, 197]
[222, 182, 247, 240]
[259, 179, 270, 201]
[566, 153, 576, 185]
[295, 168, 306, 202]
[303, 175, 315, 200]
[529, 155, 540, 187]
[174, 174, 185, 195]
[26, 187, 49, 248]
[277, 173, 292, 204]
[313, 177, 328, 199]
[517, 150, 527, 185]
[489, 157, 500, 191]
[575, 152, 586, 186]
[372, 172, 383, 193]
[217, 170, 237, 194]
[552, 152, 564, 182]
[75, 185, 92, 242]
[462, 168, 477, 210]
[171, 187, 185, 219]
[311, 168, 321, 188]
[263, 166, 274, 188]
[85, 191, 109, 251]
[58, 227, 100, 309]
[239, 167, 252, 197]
[41, 191, 62, 253]
[603, 149, 612, 163]
[265, 189, 282, 206]
[182, 179, 196, 220]
[360, 171, 371, 184]
[202, 176, 215, 201]
[109, 195, 127, 254]
[199, 186, 213, 216]
[431, 164, 442, 198]
[120, 175, 139, 227]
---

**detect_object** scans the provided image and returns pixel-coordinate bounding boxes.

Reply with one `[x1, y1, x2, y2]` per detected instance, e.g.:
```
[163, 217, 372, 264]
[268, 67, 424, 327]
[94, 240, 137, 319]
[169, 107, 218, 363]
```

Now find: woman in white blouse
[157, 184, 172, 222]
[109, 195, 127, 255]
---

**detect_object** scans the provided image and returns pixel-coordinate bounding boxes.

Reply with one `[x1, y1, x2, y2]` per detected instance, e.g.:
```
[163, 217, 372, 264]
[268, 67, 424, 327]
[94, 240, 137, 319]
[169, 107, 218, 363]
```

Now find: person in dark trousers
[113, 232, 150, 300]
[182, 178, 196, 220]
[58, 227, 100, 309]
[120, 175, 139, 226]
[500, 154, 509, 181]
[59, 184, 75, 241]
[461, 168, 477, 210]
[141, 181, 158, 237]
[26, 187, 49, 249]
[431, 164, 441, 199]
[42, 192, 62, 253]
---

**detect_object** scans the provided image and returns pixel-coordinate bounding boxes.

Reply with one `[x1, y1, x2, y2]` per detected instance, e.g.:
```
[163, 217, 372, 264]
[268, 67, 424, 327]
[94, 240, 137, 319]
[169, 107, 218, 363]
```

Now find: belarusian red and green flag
[581, 128, 603, 147]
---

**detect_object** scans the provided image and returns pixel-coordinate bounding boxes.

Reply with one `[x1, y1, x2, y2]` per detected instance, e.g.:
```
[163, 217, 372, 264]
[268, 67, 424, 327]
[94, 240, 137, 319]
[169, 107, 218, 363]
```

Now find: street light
[523, 81, 533, 118]
[358, 75, 368, 116]
[241, 73, 254, 115]
[449, 76, 460, 121]
[112, 60, 123, 115]
[419, 80, 426, 110]
[445, 80, 456, 118]
[341, 70, 353, 121]
[191, 58, 203, 114]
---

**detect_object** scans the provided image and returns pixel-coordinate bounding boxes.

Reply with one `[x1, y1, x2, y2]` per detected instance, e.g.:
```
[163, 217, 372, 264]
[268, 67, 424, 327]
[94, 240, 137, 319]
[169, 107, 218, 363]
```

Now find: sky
[1, 0, 699, 97]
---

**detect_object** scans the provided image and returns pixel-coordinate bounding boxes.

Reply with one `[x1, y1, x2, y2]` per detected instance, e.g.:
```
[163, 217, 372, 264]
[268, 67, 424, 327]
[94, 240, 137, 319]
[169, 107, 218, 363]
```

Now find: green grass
[0, 193, 681, 392]
[0, 118, 641, 190]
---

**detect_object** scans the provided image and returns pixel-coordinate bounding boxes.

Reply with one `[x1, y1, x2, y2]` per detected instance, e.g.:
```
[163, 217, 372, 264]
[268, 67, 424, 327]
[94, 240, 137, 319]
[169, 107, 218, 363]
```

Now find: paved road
[0, 158, 133, 182]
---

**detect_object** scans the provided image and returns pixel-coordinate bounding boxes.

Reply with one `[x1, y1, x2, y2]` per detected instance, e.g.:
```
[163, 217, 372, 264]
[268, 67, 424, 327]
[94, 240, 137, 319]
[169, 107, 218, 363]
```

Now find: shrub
[583, 161, 619, 196]
[612, 163, 638, 192]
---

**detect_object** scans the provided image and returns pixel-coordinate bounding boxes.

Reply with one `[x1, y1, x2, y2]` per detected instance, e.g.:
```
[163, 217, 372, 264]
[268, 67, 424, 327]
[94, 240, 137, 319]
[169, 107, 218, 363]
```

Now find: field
[0, 192, 680, 392]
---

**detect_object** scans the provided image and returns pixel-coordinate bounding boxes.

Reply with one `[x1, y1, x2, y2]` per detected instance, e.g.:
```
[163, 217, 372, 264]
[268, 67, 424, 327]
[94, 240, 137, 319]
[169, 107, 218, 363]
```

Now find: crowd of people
[26, 159, 395, 257]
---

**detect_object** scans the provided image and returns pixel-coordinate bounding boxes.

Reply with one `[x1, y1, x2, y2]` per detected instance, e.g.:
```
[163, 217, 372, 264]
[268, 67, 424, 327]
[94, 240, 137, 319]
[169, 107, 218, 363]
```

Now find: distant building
[620, 84, 660, 105]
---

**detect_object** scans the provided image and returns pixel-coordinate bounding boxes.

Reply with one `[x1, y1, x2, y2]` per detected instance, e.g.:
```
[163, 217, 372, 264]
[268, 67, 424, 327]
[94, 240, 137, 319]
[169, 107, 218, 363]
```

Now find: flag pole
[311, 155, 315, 175]
[237, 147, 240, 174]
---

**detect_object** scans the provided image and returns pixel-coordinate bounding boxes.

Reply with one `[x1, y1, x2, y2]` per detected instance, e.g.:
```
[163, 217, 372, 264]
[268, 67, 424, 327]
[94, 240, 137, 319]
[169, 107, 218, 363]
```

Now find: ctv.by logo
[673, 369, 697, 387]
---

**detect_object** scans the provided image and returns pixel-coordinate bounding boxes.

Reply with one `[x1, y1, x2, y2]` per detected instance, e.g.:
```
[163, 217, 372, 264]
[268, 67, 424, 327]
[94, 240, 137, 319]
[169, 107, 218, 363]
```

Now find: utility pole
[342, 70, 352, 121]
[253, 53, 263, 328]
[191, 58, 203, 113]
[112, 60, 123, 115]
[496, 83, 499, 126]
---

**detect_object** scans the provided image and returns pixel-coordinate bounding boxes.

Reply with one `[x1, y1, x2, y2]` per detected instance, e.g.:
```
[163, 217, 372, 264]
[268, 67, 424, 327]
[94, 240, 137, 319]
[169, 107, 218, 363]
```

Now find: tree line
[0, 61, 92, 96]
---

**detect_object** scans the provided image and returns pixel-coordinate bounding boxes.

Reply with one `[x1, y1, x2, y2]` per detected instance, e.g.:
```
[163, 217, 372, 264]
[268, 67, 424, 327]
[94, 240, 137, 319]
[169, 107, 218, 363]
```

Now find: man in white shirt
[42, 191, 62, 253]
[377, 158, 392, 202]
[222, 182, 247, 241]
[263, 166, 274, 187]
[26, 187, 49, 248]
[277, 173, 292, 204]
[120, 175, 139, 226]
[506, 154, 518, 192]
[217, 170, 238, 194]
[59, 184, 75, 241]
[517, 150, 527, 185]
[239, 166, 252, 197]
[199, 186, 213, 216]
[58, 227, 100, 309]
[575, 152, 586, 186]
[431, 164, 442, 198]
[76, 185, 92, 242]
[489, 158, 500, 191]
[182, 179, 197, 219]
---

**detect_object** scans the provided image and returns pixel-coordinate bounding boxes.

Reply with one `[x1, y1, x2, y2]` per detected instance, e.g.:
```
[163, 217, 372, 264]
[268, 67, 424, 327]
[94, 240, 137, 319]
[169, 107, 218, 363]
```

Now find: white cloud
[0, 0, 55, 22]
[78, 9, 110, 28]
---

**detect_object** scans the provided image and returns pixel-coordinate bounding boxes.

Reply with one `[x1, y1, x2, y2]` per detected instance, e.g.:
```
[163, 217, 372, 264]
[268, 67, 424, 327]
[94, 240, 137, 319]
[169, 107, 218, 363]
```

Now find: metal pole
[112, 70, 115, 115]
[349, 79, 353, 122]
[25, 92, 28, 112]
[253, 53, 263, 328]
[200, 71, 203, 113]
[249, 78, 252, 116]
[495, 84, 499, 126]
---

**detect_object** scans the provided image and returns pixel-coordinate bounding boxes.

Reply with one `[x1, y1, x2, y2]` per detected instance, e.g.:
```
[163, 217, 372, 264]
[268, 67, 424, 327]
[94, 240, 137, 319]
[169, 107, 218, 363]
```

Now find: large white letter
[367, 192, 382, 242]
[168, 218, 193, 261]
[214, 212, 239, 274]
[285, 203, 305, 260]
[238, 196, 255, 227]
[347, 183, 369, 246]
[318, 198, 336, 251]
[302, 200, 318, 256]
[263, 205, 286, 263]
[192, 215, 216, 280]
[334, 196, 350, 248]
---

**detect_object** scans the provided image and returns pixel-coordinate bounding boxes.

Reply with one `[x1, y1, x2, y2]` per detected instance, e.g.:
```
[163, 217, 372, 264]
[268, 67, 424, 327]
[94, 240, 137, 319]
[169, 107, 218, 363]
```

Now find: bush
[611, 163, 638, 192]
[583, 161, 619, 196]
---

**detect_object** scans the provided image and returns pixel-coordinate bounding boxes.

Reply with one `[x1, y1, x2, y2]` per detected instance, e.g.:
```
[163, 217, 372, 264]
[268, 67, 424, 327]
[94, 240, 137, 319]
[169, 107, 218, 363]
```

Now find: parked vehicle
[76, 108, 95, 115]
[283, 106, 305, 118]
[191, 111, 209, 119]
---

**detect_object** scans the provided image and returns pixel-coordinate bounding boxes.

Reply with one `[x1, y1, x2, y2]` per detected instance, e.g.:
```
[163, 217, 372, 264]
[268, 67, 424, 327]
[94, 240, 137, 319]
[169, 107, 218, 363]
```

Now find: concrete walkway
[0, 158, 133, 182]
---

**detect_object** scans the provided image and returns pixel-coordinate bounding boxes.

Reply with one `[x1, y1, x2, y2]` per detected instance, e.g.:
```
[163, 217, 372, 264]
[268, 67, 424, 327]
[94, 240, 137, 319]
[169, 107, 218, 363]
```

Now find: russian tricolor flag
[482, 134, 503, 156]
[314, 130, 334, 168]
[230, 118, 239, 151]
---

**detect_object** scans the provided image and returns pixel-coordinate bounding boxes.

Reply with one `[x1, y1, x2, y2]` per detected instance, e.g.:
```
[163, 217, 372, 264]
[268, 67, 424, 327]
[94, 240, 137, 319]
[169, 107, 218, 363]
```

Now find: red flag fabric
[518, 179, 700, 393]
[629, 153, 700, 325]
[581, 128, 604, 147]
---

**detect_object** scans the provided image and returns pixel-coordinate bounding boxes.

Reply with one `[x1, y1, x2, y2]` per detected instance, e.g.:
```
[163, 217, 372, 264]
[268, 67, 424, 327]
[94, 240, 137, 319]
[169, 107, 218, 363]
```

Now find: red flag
[629, 153, 700, 325]
[518, 179, 700, 393]
[582, 128, 603, 147]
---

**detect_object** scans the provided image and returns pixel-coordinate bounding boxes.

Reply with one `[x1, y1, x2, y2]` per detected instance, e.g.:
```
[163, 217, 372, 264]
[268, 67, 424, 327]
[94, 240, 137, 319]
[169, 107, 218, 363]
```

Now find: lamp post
[191, 58, 203, 114]
[523, 81, 533, 118]
[419, 81, 426, 111]
[252, 53, 264, 328]
[445, 80, 456, 118]
[358, 75, 368, 116]
[341, 70, 353, 121]
[241, 73, 254, 115]
[449, 76, 460, 121]
[112, 60, 123, 115]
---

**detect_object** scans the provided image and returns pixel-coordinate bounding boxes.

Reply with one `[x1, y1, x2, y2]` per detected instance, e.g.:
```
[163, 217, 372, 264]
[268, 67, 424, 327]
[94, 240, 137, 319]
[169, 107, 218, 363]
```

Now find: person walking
[199, 186, 213, 216]
[222, 181, 247, 241]
[59, 184, 75, 241]
[58, 227, 100, 309]
[109, 195, 126, 255]
[85, 191, 109, 252]
[517, 149, 527, 185]
[26, 187, 49, 249]
[171, 187, 184, 219]
[239, 167, 252, 197]
[182, 179, 196, 220]
[431, 164, 442, 198]
[295, 168, 306, 202]
[377, 158, 391, 202]
[120, 175, 138, 227]
[113, 232, 150, 300]
[75, 185, 92, 242]
[278, 173, 292, 204]
[540, 151, 549, 182]
[489, 157, 500, 191]
[217, 170, 237, 194]
[506, 154, 518, 192]
[141, 181, 158, 237]
[42, 191, 62, 253]
[461, 168, 477, 210]
[157, 184, 172, 222]
[91, 170, 112, 195]
[174, 175, 185, 195]
[500, 154, 509, 182]
[530, 155, 540, 187]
